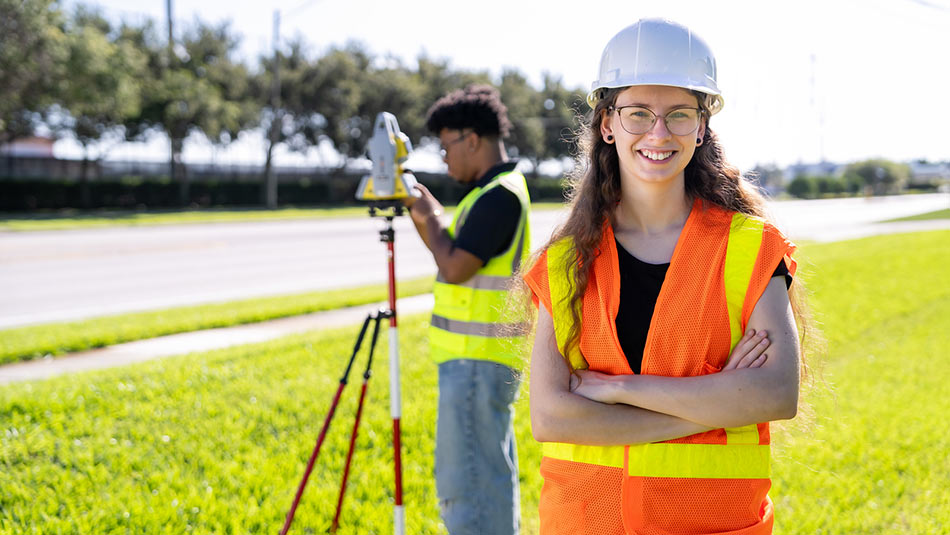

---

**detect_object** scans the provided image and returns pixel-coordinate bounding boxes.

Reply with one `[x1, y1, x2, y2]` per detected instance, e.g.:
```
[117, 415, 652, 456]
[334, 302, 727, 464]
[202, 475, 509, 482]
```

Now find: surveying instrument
[280, 112, 419, 535]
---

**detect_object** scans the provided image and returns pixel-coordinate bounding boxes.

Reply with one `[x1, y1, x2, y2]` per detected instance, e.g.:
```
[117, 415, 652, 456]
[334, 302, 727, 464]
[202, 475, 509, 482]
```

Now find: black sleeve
[773, 258, 793, 289]
[452, 187, 522, 264]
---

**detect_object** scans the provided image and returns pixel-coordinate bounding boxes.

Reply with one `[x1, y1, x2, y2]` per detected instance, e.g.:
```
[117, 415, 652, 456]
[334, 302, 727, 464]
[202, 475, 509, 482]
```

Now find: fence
[0, 156, 567, 210]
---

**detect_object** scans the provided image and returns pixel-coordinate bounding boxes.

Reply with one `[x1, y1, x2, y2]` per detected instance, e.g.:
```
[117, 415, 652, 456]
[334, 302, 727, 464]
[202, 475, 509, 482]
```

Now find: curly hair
[425, 84, 512, 138]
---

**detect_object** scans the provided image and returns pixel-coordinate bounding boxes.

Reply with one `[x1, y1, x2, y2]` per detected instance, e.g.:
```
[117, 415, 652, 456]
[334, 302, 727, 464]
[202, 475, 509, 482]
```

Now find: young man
[404, 85, 530, 535]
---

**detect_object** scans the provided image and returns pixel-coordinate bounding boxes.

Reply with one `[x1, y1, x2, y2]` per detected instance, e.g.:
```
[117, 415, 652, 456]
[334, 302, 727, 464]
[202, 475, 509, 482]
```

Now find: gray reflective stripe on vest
[431, 314, 529, 337]
[436, 273, 513, 291]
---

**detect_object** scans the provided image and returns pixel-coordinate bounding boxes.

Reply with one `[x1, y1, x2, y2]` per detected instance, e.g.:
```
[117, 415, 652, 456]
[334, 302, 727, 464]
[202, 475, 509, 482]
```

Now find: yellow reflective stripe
[544, 441, 770, 479]
[542, 442, 624, 468]
[546, 238, 587, 370]
[627, 443, 771, 479]
[724, 214, 765, 350]
[725, 424, 761, 445]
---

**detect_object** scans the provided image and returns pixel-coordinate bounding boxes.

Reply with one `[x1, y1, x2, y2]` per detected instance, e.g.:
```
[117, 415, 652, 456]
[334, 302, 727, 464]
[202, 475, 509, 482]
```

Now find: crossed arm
[530, 277, 800, 446]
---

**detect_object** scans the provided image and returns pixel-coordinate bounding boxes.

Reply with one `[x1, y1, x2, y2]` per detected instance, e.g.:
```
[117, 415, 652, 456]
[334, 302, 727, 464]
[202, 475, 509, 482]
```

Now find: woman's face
[601, 85, 706, 189]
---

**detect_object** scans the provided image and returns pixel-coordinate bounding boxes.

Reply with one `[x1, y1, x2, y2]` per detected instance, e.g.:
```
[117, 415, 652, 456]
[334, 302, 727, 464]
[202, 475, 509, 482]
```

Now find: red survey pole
[381, 215, 405, 535]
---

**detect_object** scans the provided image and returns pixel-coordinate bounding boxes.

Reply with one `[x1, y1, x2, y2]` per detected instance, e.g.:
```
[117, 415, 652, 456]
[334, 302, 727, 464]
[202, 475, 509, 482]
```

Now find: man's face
[438, 128, 475, 183]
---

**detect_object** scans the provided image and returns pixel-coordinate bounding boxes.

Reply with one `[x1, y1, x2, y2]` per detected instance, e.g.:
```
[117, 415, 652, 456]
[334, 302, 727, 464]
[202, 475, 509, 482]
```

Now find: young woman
[522, 19, 806, 534]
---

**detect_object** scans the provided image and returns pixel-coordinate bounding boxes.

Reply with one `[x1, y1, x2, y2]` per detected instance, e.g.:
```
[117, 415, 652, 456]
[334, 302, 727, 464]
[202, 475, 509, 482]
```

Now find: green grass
[1, 230, 948, 534]
[884, 207, 950, 222]
[0, 315, 542, 534]
[0, 276, 434, 365]
[0, 202, 567, 232]
[771, 230, 950, 533]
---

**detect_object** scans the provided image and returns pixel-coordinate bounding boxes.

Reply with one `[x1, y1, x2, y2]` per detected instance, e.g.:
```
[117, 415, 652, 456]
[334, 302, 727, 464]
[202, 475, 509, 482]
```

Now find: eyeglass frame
[607, 105, 705, 136]
[439, 130, 474, 157]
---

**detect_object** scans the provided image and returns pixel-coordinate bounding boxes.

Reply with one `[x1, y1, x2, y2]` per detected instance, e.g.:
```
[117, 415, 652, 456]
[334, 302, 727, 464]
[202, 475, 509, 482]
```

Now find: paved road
[1, 193, 947, 329]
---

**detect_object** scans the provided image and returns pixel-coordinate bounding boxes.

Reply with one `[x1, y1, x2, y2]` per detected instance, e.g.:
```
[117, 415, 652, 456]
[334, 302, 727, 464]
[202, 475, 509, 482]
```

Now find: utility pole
[166, 0, 173, 58]
[810, 53, 826, 164]
[263, 9, 281, 209]
[166, 0, 188, 205]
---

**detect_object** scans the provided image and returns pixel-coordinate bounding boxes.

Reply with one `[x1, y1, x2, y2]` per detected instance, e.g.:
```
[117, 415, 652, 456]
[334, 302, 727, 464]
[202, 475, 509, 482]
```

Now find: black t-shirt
[615, 238, 791, 374]
[452, 161, 523, 264]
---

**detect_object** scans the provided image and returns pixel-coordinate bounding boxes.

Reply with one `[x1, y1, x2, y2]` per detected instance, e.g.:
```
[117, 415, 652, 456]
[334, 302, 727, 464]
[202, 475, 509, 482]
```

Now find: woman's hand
[569, 369, 626, 404]
[722, 328, 771, 371]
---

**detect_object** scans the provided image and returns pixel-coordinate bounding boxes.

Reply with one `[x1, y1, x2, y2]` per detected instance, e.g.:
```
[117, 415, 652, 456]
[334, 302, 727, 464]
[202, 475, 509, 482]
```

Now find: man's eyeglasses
[439, 131, 473, 157]
[608, 105, 702, 136]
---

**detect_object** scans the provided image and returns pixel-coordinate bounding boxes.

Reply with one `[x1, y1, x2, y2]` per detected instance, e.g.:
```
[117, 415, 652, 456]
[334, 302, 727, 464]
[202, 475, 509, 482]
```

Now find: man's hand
[405, 183, 444, 226]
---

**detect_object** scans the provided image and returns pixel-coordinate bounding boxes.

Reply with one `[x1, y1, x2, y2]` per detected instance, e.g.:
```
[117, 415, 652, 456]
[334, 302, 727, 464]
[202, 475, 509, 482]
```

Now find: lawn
[884, 207, 950, 222]
[1, 230, 948, 534]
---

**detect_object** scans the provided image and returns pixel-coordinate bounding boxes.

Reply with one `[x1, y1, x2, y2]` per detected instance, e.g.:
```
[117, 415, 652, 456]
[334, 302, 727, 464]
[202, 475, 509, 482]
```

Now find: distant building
[783, 161, 845, 181]
[0, 136, 55, 158]
[908, 161, 950, 186]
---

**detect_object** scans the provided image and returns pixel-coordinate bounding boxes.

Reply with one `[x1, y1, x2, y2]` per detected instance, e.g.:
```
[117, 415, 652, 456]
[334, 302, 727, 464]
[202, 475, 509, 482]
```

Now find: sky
[57, 0, 950, 173]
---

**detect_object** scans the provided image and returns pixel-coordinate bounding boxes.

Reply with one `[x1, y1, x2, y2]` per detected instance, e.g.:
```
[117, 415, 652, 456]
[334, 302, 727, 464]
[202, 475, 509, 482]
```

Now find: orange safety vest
[523, 199, 797, 535]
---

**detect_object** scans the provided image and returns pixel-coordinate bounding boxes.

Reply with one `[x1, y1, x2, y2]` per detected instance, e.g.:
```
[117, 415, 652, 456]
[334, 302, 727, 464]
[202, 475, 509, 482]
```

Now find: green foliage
[0, 0, 68, 143]
[55, 6, 145, 152]
[0, 277, 434, 365]
[1, 231, 949, 533]
[787, 175, 819, 199]
[843, 159, 911, 195]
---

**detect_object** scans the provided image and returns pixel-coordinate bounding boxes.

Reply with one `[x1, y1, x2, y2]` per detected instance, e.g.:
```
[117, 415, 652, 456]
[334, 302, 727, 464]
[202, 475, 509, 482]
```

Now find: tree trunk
[80, 154, 91, 209]
[171, 136, 188, 206]
[263, 117, 279, 209]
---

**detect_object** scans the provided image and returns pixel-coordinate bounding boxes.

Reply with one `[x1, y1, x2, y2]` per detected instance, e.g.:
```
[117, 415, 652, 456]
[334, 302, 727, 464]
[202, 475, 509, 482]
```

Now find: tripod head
[366, 199, 407, 219]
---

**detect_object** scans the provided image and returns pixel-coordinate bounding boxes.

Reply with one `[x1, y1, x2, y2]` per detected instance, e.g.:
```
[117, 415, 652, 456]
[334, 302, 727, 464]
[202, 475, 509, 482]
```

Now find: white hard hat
[588, 18, 724, 115]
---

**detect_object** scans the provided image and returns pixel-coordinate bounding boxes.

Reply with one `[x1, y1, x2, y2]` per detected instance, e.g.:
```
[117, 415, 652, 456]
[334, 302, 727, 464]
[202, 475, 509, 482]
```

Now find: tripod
[281, 203, 407, 535]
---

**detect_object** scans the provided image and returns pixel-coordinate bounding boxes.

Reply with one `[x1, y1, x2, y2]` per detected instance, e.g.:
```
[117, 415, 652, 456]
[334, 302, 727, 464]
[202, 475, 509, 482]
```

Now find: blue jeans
[436, 359, 521, 535]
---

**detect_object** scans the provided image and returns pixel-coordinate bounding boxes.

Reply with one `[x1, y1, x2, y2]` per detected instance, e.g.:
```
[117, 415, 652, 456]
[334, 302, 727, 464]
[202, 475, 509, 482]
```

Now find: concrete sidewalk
[0, 294, 434, 385]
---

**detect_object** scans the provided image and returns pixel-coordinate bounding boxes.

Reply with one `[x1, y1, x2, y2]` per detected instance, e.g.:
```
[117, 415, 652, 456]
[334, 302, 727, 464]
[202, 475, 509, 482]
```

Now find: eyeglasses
[439, 131, 473, 157]
[608, 105, 702, 136]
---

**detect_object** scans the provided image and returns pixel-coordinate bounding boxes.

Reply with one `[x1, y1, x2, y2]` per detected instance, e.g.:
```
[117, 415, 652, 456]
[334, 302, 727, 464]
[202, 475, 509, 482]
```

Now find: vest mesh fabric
[524, 200, 795, 535]
[622, 477, 773, 534]
[539, 458, 626, 535]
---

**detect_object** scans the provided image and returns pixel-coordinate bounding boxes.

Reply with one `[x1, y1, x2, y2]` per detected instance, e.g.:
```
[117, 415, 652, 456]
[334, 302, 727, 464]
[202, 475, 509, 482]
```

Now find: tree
[498, 69, 545, 168]
[787, 175, 817, 199]
[538, 73, 585, 161]
[52, 7, 146, 206]
[844, 159, 910, 196]
[304, 43, 372, 159]
[0, 0, 67, 144]
[124, 20, 257, 205]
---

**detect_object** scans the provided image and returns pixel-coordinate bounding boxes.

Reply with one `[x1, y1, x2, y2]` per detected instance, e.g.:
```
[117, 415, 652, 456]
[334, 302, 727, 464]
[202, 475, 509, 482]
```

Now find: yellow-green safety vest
[429, 170, 531, 368]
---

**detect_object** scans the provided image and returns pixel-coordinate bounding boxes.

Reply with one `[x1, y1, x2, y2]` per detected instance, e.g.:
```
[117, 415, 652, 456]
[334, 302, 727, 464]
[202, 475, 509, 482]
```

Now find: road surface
[1, 193, 947, 329]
